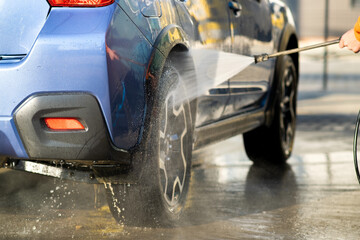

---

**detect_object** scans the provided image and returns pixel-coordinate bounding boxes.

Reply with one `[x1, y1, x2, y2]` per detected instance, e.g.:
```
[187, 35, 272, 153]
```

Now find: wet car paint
[0, 5, 118, 158]
[174, 0, 233, 125]
[226, 0, 275, 118]
[0, 0, 49, 55]
[106, 5, 153, 149]
[0, 0, 296, 159]
[0, 3, 153, 153]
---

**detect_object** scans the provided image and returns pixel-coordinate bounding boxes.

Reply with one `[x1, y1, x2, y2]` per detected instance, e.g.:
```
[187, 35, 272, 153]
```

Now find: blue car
[0, 0, 298, 226]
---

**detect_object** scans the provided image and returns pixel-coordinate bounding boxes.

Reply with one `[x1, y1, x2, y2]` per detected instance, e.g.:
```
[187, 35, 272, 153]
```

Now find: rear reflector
[47, 0, 114, 7]
[44, 118, 85, 131]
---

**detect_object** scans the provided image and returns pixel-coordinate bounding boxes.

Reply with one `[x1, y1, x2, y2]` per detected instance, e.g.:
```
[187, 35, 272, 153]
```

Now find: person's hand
[339, 29, 360, 53]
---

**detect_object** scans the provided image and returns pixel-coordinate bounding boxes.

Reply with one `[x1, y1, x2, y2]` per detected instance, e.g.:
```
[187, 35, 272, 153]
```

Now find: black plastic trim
[14, 93, 130, 163]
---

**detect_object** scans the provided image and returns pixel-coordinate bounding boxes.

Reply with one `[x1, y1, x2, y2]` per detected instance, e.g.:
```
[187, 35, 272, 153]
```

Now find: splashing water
[172, 49, 254, 106]
[105, 182, 126, 226]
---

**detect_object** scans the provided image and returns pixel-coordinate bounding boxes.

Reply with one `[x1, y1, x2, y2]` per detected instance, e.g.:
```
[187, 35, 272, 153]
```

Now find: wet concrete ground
[2, 46, 360, 239]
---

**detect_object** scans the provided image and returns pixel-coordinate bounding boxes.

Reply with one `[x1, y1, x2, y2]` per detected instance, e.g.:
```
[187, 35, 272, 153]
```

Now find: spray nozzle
[254, 54, 269, 64]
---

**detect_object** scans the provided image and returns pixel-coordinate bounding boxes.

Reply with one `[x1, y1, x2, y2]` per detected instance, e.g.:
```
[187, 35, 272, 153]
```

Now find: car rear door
[173, 0, 232, 127]
[223, 0, 274, 117]
[0, 0, 50, 61]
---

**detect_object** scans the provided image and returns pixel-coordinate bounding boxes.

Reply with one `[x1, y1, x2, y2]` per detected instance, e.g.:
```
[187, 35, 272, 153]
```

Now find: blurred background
[283, 0, 360, 93]
[283, 0, 359, 38]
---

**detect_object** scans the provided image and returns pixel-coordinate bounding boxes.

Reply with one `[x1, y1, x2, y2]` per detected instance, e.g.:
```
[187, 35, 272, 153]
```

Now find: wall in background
[282, 0, 359, 38]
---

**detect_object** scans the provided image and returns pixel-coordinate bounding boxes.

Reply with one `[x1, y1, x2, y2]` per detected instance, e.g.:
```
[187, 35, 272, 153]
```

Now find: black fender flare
[146, 24, 190, 87]
[143, 24, 193, 127]
[265, 23, 299, 126]
[120, 25, 191, 184]
[276, 23, 299, 73]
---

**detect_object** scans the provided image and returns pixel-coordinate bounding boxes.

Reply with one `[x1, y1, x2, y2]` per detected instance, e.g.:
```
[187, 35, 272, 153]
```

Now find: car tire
[243, 55, 297, 164]
[105, 53, 194, 227]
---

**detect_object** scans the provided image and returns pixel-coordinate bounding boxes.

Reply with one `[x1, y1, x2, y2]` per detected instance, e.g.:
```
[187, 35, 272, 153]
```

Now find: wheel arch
[124, 24, 193, 176]
[265, 23, 299, 126]
[146, 24, 190, 87]
[144, 24, 196, 126]
[278, 25, 299, 77]
[110, 24, 197, 188]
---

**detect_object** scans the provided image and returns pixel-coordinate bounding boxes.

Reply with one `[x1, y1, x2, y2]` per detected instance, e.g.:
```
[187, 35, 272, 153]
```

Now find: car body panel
[0, 0, 49, 55]
[140, 0, 162, 18]
[106, 5, 153, 149]
[0, 5, 115, 157]
[0, 3, 153, 156]
[116, 0, 177, 44]
[270, 0, 297, 52]
[225, 0, 275, 118]
[0, 118, 26, 158]
[173, 0, 233, 127]
[0, 0, 298, 173]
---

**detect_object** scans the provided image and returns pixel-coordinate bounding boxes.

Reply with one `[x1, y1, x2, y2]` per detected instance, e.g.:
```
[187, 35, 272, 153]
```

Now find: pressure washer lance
[254, 38, 340, 64]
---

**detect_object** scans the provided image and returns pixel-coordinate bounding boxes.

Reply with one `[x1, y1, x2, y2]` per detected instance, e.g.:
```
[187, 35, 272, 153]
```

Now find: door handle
[229, 1, 242, 17]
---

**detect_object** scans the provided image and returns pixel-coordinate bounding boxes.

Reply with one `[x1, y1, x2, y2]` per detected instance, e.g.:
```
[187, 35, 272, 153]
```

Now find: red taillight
[44, 118, 86, 131]
[47, 0, 114, 7]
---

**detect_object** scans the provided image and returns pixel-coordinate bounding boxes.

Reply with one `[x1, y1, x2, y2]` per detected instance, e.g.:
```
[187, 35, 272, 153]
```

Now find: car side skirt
[194, 109, 265, 150]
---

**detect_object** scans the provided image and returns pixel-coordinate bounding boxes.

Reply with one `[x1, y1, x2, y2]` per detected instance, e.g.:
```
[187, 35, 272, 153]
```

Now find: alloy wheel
[279, 64, 296, 156]
[159, 76, 188, 212]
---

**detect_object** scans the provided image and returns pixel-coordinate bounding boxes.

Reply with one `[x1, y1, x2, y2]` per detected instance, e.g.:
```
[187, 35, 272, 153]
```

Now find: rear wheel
[243, 55, 297, 164]
[105, 55, 194, 227]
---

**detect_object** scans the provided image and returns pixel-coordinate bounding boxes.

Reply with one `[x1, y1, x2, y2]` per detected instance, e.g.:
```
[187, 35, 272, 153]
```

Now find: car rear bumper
[14, 93, 130, 161]
[0, 6, 116, 160]
[1, 93, 131, 163]
[0, 4, 152, 160]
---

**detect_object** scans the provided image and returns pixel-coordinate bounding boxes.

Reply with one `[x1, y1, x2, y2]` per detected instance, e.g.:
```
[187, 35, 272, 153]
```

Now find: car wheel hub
[280, 66, 296, 155]
[159, 81, 188, 209]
